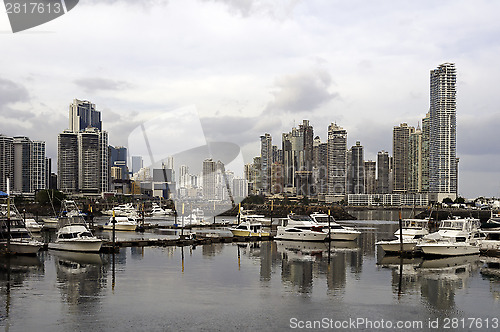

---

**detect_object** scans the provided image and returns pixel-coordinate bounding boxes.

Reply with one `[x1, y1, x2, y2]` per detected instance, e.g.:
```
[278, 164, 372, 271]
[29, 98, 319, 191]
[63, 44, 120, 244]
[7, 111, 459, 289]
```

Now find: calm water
[1, 220, 500, 331]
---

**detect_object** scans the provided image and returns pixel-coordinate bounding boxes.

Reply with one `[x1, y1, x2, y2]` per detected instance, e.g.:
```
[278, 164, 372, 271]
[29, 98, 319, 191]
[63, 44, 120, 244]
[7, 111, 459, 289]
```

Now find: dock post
[112, 210, 116, 249]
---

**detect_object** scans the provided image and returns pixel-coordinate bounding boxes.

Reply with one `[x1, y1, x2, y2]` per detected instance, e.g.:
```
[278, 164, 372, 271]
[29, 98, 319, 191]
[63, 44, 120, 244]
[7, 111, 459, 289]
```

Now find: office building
[0, 134, 14, 193]
[69, 99, 102, 132]
[365, 160, 376, 194]
[393, 123, 414, 193]
[347, 141, 365, 194]
[260, 133, 272, 194]
[377, 151, 390, 194]
[203, 158, 217, 199]
[327, 123, 347, 195]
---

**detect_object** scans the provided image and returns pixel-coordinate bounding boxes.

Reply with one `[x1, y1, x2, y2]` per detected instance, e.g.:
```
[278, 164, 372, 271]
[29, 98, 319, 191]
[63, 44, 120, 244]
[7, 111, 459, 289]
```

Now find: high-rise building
[347, 141, 364, 194]
[364, 160, 376, 194]
[429, 63, 457, 200]
[421, 112, 430, 192]
[299, 120, 314, 172]
[409, 127, 423, 193]
[110, 145, 128, 180]
[282, 127, 304, 193]
[58, 99, 109, 194]
[58, 131, 79, 192]
[313, 137, 328, 196]
[393, 123, 414, 193]
[69, 99, 102, 132]
[0, 134, 14, 193]
[270, 162, 284, 194]
[13, 136, 32, 193]
[202, 158, 216, 199]
[260, 133, 272, 194]
[31, 141, 47, 192]
[377, 151, 390, 194]
[327, 123, 347, 195]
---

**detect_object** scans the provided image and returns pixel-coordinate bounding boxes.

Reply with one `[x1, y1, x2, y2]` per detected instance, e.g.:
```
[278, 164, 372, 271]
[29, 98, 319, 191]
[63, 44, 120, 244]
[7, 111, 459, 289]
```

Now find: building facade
[327, 123, 347, 195]
[429, 63, 457, 200]
[393, 123, 415, 193]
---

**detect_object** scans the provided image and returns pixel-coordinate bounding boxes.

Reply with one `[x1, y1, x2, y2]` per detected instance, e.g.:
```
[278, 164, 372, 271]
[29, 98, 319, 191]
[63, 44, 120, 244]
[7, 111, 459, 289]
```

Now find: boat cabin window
[285, 228, 302, 233]
[236, 225, 247, 230]
[455, 237, 466, 242]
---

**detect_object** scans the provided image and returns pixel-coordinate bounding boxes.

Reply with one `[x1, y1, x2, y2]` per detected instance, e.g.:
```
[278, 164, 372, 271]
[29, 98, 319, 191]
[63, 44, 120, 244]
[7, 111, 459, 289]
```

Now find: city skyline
[1, 1, 500, 198]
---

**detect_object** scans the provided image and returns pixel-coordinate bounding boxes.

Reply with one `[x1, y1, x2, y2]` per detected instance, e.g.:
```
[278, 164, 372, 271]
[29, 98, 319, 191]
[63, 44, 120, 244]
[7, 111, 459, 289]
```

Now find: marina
[1, 218, 500, 331]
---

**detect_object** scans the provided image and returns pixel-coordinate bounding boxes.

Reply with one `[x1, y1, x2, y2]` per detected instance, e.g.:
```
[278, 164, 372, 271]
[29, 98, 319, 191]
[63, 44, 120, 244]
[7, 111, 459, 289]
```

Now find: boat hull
[275, 229, 327, 242]
[417, 243, 479, 256]
[4, 240, 43, 255]
[328, 232, 360, 241]
[377, 240, 418, 253]
[102, 224, 137, 231]
[230, 229, 270, 237]
[48, 239, 102, 253]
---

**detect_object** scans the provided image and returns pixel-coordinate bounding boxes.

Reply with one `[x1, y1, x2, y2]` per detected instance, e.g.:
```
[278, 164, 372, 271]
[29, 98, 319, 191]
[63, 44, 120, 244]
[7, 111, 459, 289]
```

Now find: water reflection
[378, 254, 482, 309]
[52, 250, 109, 325]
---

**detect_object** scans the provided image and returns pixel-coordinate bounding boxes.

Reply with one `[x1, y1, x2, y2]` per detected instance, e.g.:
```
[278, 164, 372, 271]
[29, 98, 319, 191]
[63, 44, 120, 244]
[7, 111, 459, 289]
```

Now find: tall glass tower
[429, 63, 457, 198]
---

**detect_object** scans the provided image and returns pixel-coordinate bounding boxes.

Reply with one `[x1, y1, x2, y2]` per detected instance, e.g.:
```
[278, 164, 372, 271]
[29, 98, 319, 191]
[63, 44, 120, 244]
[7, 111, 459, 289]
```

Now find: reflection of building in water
[202, 243, 224, 257]
[259, 242, 273, 282]
[0, 255, 44, 320]
[275, 240, 361, 294]
[53, 251, 108, 323]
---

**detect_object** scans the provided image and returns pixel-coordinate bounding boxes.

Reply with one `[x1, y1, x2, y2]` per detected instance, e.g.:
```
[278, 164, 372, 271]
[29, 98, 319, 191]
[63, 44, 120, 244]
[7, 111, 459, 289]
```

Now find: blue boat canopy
[0, 191, 8, 197]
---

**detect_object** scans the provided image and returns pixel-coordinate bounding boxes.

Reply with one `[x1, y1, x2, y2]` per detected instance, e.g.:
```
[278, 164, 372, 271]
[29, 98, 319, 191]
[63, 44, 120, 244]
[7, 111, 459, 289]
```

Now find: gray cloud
[73, 78, 132, 93]
[0, 78, 29, 107]
[265, 69, 338, 114]
[458, 113, 500, 156]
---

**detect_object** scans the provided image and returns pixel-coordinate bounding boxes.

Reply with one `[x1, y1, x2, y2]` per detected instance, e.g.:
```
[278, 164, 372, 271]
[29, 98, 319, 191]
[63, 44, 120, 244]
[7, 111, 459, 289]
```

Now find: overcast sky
[1, 0, 499, 198]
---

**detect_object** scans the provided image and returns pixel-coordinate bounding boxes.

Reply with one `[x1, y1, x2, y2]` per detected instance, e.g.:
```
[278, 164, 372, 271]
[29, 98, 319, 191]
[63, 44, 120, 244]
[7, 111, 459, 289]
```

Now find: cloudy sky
[1, 0, 499, 198]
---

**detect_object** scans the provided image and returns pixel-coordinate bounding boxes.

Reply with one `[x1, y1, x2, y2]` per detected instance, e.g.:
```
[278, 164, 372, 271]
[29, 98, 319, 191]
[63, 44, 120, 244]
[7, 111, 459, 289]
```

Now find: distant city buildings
[0, 134, 48, 194]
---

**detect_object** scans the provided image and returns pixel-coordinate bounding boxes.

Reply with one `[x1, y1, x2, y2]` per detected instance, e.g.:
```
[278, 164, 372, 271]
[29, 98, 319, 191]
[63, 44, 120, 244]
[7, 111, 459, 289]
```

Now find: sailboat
[0, 182, 43, 255]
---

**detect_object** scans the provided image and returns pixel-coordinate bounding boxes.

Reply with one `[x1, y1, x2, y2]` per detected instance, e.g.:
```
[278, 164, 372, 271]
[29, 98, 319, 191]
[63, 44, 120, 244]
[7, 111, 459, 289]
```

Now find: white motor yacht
[275, 214, 328, 241]
[151, 203, 172, 216]
[48, 200, 102, 253]
[310, 212, 360, 241]
[376, 219, 430, 254]
[183, 208, 206, 226]
[103, 203, 137, 217]
[416, 217, 481, 256]
[103, 216, 139, 231]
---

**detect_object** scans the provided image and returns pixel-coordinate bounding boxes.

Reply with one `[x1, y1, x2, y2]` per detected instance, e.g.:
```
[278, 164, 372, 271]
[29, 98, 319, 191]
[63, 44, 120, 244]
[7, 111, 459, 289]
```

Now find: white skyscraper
[429, 63, 457, 200]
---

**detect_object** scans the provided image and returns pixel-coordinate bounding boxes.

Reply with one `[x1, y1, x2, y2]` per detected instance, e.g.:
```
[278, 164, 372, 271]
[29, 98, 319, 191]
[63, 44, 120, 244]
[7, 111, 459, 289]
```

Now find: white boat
[275, 214, 328, 242]
[103, 216, 139, 231]
[151, 203, 172, 216]
[183, 208, 206, 226]
[376, 218, 430, 254]
[229, 217, 270, 237]
[239, 208, 271, 226]
[0, 203, 43, 255]
[310, 212, 360, 241]
[102, 203, 137, 217]
[48, 200, 102, 253]
[477, 228, 500, 253]
[42, 217, 59, 229]
[24, 218, 43, 233]
[416, 217, 481, 256]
